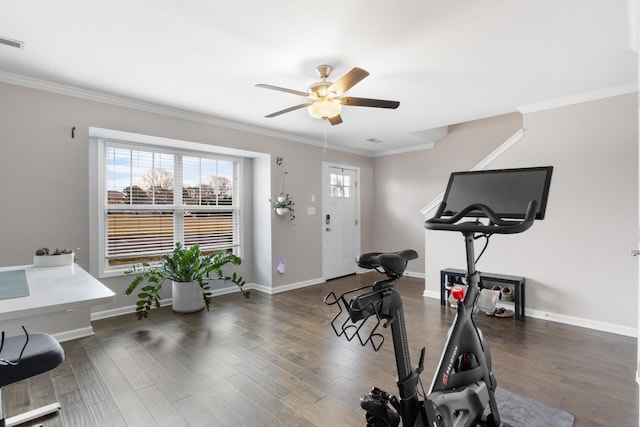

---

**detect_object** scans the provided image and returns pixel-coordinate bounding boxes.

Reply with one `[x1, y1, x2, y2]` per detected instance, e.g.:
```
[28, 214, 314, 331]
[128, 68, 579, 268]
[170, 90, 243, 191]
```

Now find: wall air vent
[0, 36, 24, 49]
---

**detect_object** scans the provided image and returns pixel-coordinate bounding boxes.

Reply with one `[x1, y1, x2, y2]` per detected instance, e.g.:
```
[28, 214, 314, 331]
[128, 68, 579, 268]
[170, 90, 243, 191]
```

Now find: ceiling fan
[256, 65, 400, 125]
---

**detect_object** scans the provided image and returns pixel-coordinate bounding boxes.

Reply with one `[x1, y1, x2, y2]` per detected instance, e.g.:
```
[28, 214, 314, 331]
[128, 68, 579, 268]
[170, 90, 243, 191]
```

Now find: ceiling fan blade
[265, 103, 313, 118]
[255, 83, 309, 97]
[340, 97, 400, 109]
[328, 114, 343, 125]
[328, 67, 369, 95]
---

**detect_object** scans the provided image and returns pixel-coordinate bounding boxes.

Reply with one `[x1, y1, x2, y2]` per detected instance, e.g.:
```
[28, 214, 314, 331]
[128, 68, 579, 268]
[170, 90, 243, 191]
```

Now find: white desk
[0, 264, 115, 341]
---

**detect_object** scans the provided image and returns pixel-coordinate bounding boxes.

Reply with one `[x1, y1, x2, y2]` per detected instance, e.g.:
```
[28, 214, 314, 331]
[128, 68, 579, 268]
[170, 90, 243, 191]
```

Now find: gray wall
[0, 81, 636, 335]
[0, 82, 374, 314]
[425, 94, 638, 333]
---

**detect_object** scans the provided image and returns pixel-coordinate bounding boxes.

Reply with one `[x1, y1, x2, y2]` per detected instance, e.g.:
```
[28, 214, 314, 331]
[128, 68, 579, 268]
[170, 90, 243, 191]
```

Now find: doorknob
[632, 250, 640, 256]
[326, 227, 331, 231]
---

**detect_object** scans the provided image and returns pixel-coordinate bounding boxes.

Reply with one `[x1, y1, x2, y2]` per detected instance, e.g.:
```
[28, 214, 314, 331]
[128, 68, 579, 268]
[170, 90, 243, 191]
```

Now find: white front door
[322, 164, 359, 280]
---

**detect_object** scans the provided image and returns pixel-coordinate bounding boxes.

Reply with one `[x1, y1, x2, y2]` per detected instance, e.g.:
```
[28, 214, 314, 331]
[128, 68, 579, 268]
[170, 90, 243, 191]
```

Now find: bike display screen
[440, 166, 553, 220]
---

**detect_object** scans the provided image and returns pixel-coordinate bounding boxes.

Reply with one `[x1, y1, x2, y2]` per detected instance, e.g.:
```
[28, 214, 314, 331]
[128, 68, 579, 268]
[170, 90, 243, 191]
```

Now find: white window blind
[103, 142, 239, 270]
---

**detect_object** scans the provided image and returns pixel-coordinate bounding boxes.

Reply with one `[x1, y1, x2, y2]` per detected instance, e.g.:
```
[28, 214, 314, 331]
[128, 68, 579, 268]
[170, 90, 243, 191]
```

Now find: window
[330, 172, 352, 198]
[98, 140, 240, 275]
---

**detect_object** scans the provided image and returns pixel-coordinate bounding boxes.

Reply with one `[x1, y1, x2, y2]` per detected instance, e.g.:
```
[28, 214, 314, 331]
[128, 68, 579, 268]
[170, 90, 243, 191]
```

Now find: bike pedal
[360, 395, 384, 412]
[360, 395, 392, 416]
[370, 386, 390, 401]
[361, 395, 400, 427]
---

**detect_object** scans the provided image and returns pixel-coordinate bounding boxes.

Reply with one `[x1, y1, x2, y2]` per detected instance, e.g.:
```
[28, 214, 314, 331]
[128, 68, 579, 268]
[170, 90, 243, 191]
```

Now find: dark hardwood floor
[3, 273, 638, 426]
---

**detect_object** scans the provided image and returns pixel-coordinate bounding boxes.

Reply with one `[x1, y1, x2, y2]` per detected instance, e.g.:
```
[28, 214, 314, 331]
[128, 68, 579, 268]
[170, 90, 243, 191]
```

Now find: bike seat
[357, 250, 418, 276]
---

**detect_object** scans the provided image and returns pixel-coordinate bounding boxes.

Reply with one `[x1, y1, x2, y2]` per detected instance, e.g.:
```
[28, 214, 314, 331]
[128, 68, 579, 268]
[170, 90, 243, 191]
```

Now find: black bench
[440, 268, 526, 320]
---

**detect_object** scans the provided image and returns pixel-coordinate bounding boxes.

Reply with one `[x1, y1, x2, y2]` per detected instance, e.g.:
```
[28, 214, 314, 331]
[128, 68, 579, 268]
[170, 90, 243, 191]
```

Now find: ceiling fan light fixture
[307, 99, 342, 119]
[258, 65, 397, 124]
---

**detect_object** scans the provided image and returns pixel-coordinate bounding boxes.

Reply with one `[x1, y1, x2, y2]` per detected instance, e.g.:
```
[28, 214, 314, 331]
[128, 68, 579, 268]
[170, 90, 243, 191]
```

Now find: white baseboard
[90, 280, 327, 321]
[251, 278, 326, 295]
[423, 290, 440, 299]
[525, 308, 638, 338]
[91, 282, 268, 320]
[422, 291, 638, 337]
[404, 270, 425, 279]
[92, 305, 136, 320]
[92, 297, 173, 320]
[53, 326, 94, 342]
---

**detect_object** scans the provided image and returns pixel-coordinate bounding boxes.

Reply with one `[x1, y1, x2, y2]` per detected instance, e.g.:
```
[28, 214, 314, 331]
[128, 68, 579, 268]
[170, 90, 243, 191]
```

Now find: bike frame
[380, 233, 499, 426]
[427, 232, 500, 426]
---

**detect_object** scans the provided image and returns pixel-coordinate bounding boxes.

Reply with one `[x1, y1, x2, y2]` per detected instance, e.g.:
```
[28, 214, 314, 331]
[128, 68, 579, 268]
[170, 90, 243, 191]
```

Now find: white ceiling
[0, 1, 637, 155]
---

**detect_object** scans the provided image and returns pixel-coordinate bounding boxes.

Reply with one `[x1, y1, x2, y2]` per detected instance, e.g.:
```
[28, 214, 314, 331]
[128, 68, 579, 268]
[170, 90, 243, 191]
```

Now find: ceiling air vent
[0, 36, 24, 49]
[366, 138, 383, 144]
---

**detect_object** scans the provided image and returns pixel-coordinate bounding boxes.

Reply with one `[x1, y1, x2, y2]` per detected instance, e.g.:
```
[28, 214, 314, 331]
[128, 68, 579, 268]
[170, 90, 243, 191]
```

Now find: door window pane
[330, 172, 351, 198]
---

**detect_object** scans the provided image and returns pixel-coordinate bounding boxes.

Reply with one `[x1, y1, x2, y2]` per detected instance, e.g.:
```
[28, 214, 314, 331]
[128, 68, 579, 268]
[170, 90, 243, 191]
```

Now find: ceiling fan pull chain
[323, 119, 328, 153]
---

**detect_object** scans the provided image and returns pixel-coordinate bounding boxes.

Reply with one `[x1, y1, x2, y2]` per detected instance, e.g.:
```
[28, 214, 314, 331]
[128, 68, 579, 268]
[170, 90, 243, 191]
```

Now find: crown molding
[3, 71, 633, 158]
[0, 71, 376, 155]
[518, 83, 638, 114]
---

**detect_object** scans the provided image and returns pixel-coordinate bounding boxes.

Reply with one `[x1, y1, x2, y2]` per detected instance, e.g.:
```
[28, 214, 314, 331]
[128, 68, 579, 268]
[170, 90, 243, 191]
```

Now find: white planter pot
[34, 252, 74, 267]
[275, 207, 289, 216]
[172, 280, 205, 313]
[277, 195, 286, 203]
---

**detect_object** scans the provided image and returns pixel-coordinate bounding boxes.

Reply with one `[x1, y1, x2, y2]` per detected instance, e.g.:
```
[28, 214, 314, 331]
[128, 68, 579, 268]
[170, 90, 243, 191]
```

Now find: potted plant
[33, 247, 76, 267]
[270, 165, 296, 221]
[124, 243, 250, 320]
[270, 193, 296, 221]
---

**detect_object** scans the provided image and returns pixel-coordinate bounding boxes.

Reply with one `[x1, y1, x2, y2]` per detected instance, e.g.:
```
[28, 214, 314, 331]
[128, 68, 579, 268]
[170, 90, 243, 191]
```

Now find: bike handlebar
[424, 200, 539, 235]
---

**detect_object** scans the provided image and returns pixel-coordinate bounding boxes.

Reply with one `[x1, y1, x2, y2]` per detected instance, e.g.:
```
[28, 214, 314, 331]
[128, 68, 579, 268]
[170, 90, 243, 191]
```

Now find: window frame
[92, 137, 242, 278]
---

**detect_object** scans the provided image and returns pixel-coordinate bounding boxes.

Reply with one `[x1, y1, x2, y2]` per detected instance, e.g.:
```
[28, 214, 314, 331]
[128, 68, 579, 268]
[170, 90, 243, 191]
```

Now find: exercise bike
[324, 166, 553, 427]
